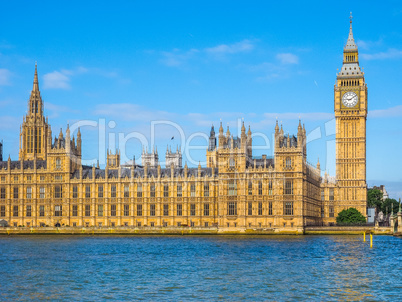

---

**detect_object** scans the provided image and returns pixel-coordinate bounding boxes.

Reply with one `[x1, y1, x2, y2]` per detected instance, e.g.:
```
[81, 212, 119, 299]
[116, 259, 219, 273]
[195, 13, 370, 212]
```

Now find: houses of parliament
[0, 18, 367, 230]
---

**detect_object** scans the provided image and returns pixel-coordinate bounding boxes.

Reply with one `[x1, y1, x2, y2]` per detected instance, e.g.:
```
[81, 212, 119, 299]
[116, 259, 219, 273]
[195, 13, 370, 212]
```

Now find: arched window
[56, 158, 61, 170]
[248, 181, 252, 195]
[229, 158, 235, 168]
[286, 157, 292, 168]
[258, 181, 262, 195]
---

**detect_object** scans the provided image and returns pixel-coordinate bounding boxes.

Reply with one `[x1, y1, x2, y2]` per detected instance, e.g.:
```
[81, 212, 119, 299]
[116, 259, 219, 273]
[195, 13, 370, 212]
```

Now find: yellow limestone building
[0, 18, 366, 230]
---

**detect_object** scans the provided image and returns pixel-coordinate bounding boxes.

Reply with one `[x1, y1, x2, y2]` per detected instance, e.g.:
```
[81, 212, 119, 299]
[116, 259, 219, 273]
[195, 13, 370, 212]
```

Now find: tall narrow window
[55, 205, 62, 216]
[285, 180, 293, 195]
[285, 157, 292, 169]
[40, 187, 45, 199]
[321, 189, 325, 201]
[248, 202, 252, 215]
[227, 202, 237, 216]
[72, 186, 77, 199]
[258, 182, 262, 195]
[177, 204, 182, 216]
[204, 183, 209, 197]
[72, 205, 78, 216]
[285, 202, 293, 216]
[268, 202, 273, 215]
[258, 202, 263, 215]
[39, 205, 45, 217]
[13, 205, 18, 217]
[190, 203, 196, 216]
[111, 185, 116, 198]
[98, 185, 104, 198]
[26, 205, 32, 217]
[0, 187, 5, 199]
[55, 185, 62, 199]
[190, 183, 196, 197]
[163, 204, 169, 216]
[137, 204, 142, 216]
[13, 187, 18, 199]
[164, 184, 169, 198]
[329, 189, 334, 201]
[85, 185, 90, 198]
[150, 204, 156, 216]
[329, 206, 334, 217]
[85, 205, 91, 216]
[137, 184, 142, 198]
[0, 206, 5, 217]
[98, 205, 104, 217]
[204, 203, 210, 216]
[124, 185, 129, 198]
[248, 182, 252, 195]
[111, 205, 116, 216]
[177, 184, 182, 197]
[26, 187, 32, 199]
[228, 180, 236, 196]
[56, 158, 61, 170]
[150, 184, 155, 198]
[124, 204, 129, 216]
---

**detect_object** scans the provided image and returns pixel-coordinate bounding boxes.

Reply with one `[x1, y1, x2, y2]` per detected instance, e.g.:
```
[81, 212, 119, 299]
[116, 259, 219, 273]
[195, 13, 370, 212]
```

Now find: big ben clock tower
[334, 14, 367, 217]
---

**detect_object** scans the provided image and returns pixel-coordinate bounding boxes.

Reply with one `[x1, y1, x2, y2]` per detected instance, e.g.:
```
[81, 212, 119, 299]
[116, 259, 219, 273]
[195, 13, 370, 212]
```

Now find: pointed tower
[19, 63, 50, 161]
[218, 121, 225, 149]
[208, 124, 216, 151]
[334, 14, 367, 217]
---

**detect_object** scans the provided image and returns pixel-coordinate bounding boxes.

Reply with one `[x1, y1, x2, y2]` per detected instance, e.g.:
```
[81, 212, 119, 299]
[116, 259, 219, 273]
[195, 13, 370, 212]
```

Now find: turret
[77, 127, 82, 156]
[66, 124, 71, 154]
[208, 124, 216, 151]
[19, 63, 50, 161]
[275, 119, 279, 135]
[218, 121, 225, 149]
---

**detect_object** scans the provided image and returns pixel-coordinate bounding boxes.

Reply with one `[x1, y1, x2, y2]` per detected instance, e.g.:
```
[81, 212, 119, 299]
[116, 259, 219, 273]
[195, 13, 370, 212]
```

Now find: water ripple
[0, 235, 401, 301]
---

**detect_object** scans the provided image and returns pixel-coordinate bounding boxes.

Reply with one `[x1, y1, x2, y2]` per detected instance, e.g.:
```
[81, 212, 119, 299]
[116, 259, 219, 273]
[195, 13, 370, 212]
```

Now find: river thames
[0, 235, 401, 301]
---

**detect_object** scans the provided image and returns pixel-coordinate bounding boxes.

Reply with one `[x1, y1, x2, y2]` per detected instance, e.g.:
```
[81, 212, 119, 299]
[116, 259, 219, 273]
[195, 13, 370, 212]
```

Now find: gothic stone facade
[0, 19, 367, 229]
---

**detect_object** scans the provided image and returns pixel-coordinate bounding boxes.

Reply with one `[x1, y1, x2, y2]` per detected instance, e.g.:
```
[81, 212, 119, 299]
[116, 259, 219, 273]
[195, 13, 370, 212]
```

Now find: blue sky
[0, 1, 401, 198]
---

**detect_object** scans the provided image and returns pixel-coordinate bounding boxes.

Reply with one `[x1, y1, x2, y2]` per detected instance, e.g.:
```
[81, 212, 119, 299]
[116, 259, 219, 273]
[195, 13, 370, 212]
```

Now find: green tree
[367, 189, 383, 211]
[382, 198, 399, 214]
[336, 208, 366, 225]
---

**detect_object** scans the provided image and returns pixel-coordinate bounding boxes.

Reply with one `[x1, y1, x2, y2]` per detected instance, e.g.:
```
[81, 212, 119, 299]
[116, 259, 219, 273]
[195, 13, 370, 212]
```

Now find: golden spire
[33, 62, 39, 92]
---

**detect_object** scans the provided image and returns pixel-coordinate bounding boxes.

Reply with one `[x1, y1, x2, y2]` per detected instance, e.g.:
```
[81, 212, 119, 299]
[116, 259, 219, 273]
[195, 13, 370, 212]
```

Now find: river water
[0, 235, 401, 301]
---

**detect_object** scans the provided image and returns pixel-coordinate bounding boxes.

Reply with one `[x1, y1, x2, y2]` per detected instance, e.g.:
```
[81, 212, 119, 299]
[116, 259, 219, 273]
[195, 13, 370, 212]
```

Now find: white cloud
[46, 102, 81, 118]
[361, 48, 402, 60]
[42, 66, 120, 90]
[0, 69, 12, 86]
[159, 39, 256, 67]
[205, 39, 255, 55]
[356, 39, 382, 51]
[369, 105, 402, 118]
[276, 53, 299, 64]
[43, 71, 71, 89]
[160, 49, 199, 67]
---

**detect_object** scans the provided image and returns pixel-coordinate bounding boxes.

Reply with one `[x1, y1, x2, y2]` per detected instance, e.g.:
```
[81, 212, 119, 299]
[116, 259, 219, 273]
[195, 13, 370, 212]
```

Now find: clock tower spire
[334, 14, 367, 218]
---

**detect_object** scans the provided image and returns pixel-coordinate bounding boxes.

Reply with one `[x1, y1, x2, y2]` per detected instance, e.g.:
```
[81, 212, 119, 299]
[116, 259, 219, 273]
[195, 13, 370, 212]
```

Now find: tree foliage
[382, 198, 399, 214]
[367, 189, 383, 210]
[367, 189, 400, 214]
[336, 208, 366, 225]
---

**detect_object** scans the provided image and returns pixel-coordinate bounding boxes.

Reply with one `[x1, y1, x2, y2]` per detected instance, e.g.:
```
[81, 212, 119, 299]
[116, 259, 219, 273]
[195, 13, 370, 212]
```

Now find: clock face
[342, 91, 358, 107]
